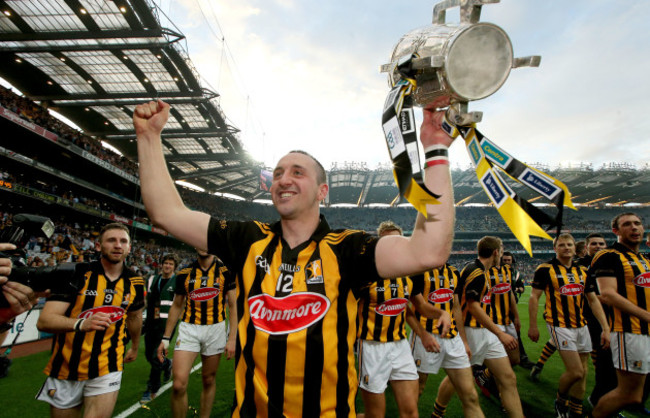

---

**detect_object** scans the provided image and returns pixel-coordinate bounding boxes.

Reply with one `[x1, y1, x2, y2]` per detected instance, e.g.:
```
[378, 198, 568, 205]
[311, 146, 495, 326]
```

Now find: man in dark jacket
[140, 254, 178, 404]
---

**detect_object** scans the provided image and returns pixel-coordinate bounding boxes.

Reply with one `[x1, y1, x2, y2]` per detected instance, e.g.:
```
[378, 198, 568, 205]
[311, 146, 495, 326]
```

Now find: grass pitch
[1, 287, 647, 417]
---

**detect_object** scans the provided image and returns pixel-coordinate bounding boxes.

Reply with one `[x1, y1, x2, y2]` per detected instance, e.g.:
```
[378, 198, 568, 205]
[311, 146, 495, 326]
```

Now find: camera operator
[0, 243, 43, 326]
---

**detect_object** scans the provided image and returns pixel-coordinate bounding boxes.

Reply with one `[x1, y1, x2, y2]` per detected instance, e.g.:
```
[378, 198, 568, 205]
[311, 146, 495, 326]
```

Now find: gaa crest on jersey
[305, 259, 324, 284]
[560, 283, 583, 296]
[190, 287, 219, 301]
[491, 283, 511, 294]
[428, 289, 453, 304]
[375, 298, 408, 316]
[78, 305, 125, 323]
[633, 272, 650, 288]
[248, 292, 330, 335]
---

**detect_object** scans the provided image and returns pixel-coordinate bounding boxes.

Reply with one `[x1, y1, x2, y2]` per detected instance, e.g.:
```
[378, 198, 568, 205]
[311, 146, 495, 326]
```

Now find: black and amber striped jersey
[358, 277, 414, 342]
[207, 215, 381, 418]
[592, 242, 650, 335]
[412, 264, 459, 338]
[175, 258, 234, 325]
[532, 258, 589, 328]
[44, 261, 144, 381]
[456, 260, 491, 328]
[487, 265, 514, 326]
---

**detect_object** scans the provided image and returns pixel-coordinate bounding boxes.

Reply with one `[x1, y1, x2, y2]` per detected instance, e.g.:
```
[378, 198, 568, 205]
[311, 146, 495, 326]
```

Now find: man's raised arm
[375, 104, 455, 278]
[134, 100, 210, 250]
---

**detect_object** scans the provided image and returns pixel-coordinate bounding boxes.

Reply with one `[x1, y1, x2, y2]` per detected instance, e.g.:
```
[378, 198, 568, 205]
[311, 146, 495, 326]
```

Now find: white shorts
[36, 372, 122, 409]
[176, 321, 227, 356]
[409, 332, 470, 374]
[547, 324, 592, 353]
[465, 327, 507, 365]
[358, 339, 418, 393]
[610, 332, 650, 374]
[497, 323, 517, 339]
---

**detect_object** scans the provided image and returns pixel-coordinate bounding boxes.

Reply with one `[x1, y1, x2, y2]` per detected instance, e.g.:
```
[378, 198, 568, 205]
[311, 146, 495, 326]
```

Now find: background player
[408, 262, 484, 418]
[356, 221, 450, 418]
[36, 223, 144, 418]
[457, 236, 523, 418]
[591, 213, 650, 417]
[158, 250, 236, 418]
[529, 233, 609, 418]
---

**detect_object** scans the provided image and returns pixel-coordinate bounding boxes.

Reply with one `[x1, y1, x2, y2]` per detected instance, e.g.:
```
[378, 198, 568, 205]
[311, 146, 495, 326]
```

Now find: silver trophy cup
[381, 0, 540, 124]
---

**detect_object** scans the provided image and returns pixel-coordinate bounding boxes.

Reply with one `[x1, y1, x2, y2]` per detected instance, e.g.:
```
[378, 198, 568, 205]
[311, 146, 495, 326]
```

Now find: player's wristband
[73, 318, 85, 332]
[162, 336, 170, 350]
[424, 144, 450, 168]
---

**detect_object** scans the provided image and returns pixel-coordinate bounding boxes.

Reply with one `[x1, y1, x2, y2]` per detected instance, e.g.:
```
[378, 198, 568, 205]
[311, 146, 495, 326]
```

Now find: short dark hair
[477, 236, 502, 258]
[585, 233, 605, 244]
[288, 150, 327, 185]
[611, 212, 642, 230]
[99, 223, 130, 243]
[377, 221, 403, 236]
[161, 254, 178, 269]
[502, 251, 516, 265]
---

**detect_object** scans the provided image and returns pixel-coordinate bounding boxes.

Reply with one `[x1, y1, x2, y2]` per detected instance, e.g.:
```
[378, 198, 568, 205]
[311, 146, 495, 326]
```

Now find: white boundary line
[114, 363, 203, 418]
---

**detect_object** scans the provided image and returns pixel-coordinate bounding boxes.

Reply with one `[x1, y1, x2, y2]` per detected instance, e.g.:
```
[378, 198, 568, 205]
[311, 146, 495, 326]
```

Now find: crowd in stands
[0, 211, 193, 277]
[0, 85, 138, 177]
[3, 83, 649, 284]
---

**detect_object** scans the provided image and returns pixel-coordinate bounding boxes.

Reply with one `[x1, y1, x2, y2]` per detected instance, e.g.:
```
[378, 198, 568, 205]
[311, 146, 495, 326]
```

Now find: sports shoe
[140, 390, 155, 404]
[530, 364, 543, 382]
[519, 357, 535, 370]
[554, 399, 569, 418]
[163, 358, 173, 383]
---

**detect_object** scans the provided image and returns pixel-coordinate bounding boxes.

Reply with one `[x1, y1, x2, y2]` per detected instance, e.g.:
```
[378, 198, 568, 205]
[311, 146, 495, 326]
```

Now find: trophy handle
[513, 56, 542, 68]
[433, 0, 500, 24]
[447, 102, 483, 126]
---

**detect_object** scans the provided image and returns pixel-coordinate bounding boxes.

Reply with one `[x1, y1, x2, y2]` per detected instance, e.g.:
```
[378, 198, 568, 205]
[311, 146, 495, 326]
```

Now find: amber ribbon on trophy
[447, 115, 575, 255]
[381, 57, 441, 217]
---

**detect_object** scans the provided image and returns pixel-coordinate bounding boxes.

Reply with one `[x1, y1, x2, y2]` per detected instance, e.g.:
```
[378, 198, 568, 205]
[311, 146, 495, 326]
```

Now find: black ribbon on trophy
[380, 0, 576, 255]
[381, 58, 442, 217]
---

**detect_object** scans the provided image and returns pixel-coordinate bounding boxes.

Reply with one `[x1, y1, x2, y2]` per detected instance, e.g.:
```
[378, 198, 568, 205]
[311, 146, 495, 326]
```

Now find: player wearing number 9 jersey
[36, 223, 144, 418]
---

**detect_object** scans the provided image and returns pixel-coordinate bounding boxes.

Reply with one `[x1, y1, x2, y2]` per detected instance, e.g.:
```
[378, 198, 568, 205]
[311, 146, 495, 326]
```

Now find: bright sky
[155, 0, 649, 171]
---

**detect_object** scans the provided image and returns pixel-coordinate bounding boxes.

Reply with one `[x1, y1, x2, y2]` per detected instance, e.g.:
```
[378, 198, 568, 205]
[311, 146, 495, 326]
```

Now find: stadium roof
[0, 1, 648, 207]
[0, 0, 263, 198]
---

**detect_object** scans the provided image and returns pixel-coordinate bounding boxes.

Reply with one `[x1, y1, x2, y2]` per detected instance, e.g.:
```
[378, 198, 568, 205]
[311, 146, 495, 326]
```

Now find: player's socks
[536, 341, 557, 368]
[431, 401, 447, 418]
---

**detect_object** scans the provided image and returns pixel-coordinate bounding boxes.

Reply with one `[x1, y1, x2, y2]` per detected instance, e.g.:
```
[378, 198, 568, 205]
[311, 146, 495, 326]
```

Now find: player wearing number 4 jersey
[36, 223, 144, 418]
[133, 97, 456, 417]
[158, 250, 237, 418]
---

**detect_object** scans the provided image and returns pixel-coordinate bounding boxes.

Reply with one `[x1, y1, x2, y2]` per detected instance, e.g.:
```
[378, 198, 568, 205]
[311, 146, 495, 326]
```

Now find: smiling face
[161, 259, 176, 276]
[586, 237, 606, 256]
[554, 236, 576, 262]
[99, 228, 130, 265]
[270, 152, 328, 220]
[613, 214, 644, 250]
